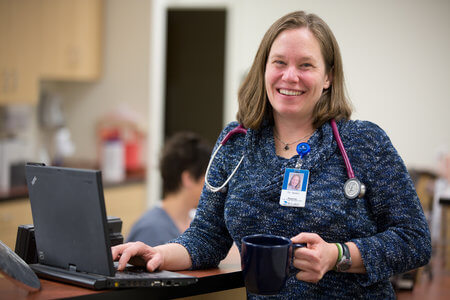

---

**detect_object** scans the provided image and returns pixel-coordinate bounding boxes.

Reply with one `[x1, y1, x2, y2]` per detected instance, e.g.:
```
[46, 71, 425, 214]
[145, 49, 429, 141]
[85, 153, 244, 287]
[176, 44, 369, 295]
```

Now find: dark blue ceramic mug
[241, 234, 304, 295]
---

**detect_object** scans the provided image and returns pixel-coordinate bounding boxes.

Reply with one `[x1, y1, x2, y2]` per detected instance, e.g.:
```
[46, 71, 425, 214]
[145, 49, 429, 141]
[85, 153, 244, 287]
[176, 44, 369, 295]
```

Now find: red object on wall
[125, 140, 140, 171]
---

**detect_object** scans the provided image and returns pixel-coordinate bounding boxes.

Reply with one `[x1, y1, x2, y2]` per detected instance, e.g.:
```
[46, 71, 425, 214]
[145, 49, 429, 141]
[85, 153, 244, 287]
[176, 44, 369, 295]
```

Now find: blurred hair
[160, 132, 212, 196]
[237, 10, 352, 130]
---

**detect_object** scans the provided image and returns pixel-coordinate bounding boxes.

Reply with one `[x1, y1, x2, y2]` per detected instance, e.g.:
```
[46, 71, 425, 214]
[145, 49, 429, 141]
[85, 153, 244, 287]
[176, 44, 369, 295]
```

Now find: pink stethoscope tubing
[330, 119, 355, 179]
[330, 119, 366, 199]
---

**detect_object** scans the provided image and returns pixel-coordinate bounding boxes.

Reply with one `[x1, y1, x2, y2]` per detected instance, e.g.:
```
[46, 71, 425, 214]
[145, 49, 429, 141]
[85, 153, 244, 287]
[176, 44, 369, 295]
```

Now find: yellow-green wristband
[334, 243, 343, 271]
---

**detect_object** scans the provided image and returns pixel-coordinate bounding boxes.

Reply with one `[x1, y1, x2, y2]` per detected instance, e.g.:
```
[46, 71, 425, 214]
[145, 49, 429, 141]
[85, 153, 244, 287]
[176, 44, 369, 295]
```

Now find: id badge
[279, 168, 309, 207]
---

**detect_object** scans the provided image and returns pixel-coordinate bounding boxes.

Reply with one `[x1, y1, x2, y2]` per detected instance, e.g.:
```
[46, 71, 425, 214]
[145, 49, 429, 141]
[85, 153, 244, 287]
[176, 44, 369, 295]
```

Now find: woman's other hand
[291, 232, 338, 283]
[111, 242, 163, 272]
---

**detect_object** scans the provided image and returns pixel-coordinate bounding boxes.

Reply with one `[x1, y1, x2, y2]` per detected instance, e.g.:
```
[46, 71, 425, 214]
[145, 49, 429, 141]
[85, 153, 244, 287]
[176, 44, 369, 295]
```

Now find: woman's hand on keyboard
[112, 242, 192, 272]
[112, 242, 163, 272]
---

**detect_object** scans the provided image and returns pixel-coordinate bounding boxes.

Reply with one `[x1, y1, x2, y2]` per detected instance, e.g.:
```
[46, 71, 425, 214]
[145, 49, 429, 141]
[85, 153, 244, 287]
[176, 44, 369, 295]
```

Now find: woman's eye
[274, 60, 285, 65]
[300, 63, 313, 68]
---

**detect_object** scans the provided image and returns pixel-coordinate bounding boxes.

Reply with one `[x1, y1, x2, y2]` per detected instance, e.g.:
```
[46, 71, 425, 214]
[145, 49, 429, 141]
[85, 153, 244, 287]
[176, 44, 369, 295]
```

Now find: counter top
[0, 249, 244, 300]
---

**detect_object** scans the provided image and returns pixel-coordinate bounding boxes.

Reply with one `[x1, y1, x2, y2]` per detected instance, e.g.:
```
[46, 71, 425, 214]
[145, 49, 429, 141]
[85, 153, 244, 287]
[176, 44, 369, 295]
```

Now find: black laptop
[25, 163, 197, 290]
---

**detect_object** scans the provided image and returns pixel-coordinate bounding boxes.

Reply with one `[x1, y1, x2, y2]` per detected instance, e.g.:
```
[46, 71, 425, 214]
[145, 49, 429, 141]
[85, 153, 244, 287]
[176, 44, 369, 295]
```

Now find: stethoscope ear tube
[205, 144, 245, 193]
[205, 125, 248, 193]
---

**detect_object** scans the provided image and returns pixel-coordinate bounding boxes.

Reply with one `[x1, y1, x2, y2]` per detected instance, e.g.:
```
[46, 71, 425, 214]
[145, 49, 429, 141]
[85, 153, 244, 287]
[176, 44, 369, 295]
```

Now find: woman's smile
[278, 88, 305, 96]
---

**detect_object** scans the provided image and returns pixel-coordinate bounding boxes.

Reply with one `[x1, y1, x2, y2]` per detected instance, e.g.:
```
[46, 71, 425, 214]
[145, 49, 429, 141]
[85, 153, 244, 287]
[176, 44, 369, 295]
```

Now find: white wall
[224, 0, 450, 170]
[44, 0, 151, 164]
[149, 0, 449, 202]
[147, 0, 449, 205]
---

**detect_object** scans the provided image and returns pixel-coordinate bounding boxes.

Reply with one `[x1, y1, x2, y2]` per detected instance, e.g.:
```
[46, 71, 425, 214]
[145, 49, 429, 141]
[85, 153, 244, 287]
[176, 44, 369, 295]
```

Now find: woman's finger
[291, 232, 322, 246]
[112, 242, 155, 271]
[111, 243, 131, 260]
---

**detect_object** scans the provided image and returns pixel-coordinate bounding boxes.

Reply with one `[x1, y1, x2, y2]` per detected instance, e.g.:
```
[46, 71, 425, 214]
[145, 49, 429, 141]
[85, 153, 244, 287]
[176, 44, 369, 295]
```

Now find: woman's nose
[282, 66, 299, 82]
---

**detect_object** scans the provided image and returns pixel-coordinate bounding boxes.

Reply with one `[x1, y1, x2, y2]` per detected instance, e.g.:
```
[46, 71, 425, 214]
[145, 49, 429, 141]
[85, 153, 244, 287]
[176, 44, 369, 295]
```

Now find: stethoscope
[205, 119, 366, 199]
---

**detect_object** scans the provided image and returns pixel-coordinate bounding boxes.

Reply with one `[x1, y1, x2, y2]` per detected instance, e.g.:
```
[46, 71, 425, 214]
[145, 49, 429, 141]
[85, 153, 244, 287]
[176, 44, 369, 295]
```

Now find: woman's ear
[323, 68, 333, 90]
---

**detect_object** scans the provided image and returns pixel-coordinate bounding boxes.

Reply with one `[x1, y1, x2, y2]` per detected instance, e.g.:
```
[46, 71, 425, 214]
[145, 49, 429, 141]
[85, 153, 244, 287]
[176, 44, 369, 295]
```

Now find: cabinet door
[0, 198, 33, 250]
[103, 183, 146, 239]
[40, 0, 102, 81]
[0, 0, 40, 105]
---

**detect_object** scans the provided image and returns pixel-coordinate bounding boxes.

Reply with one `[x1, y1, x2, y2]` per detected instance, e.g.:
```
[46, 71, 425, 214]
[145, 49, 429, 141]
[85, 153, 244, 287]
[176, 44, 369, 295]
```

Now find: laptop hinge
[68, 264, 77, 272]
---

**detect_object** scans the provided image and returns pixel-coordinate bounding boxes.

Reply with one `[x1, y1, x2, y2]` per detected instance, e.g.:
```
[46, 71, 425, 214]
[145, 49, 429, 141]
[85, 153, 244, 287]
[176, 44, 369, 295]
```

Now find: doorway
[164, 9, 226, 145]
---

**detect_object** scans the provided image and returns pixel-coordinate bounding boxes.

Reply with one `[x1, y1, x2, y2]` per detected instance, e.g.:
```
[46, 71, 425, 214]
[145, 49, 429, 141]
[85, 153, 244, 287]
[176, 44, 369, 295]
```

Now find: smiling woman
[111, 11, 431, 300]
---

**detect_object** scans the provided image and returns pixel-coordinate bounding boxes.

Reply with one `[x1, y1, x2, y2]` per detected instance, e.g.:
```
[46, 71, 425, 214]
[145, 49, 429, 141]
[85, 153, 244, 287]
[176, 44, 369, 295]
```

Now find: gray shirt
[126, 206, 180, 247]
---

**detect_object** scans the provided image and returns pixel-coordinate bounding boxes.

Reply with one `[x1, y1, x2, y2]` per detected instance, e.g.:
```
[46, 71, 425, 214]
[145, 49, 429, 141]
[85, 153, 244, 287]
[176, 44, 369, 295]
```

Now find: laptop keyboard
[113, 265, 150, 278]
[115, 268, 155, 278]
[114, 265, 181, 279]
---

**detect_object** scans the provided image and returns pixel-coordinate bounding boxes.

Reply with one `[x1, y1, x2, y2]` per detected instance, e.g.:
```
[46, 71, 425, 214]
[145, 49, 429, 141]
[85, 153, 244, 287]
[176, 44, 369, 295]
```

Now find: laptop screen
[25, 164, 115, 276]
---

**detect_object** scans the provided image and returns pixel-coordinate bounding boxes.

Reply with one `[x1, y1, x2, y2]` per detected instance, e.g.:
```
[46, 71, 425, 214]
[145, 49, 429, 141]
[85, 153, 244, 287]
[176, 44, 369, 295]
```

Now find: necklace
[273, 130, 314, 151]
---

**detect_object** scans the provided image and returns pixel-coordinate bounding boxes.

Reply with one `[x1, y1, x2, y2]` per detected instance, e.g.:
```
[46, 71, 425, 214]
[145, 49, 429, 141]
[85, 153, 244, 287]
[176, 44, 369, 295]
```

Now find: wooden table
[0, 250, 244, 299]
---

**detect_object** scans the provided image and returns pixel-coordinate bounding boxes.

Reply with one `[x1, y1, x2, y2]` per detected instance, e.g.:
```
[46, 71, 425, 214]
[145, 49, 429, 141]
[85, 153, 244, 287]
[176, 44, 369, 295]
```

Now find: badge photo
[280, 168, 309, 207]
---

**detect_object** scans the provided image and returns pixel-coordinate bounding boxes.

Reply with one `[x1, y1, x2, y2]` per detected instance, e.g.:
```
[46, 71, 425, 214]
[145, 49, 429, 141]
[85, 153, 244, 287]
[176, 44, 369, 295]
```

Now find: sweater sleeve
[350, 122, 431, 286]
[169, 122, 239, 269]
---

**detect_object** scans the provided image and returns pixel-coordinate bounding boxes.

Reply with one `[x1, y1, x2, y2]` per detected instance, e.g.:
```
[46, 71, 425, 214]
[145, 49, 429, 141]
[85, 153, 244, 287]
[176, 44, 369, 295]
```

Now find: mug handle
[293, 243, 306, 250]
[291, 243, 306, 270]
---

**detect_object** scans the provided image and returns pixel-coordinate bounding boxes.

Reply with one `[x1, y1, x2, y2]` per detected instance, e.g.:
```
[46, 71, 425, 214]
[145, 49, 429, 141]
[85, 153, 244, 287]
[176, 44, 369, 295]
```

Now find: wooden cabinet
[0, 0, 40, 105]
[0, 0, 103, 104]
[0, 197, 33, 250]
[103, 183, 146, 239]
[0, 183, 146, 250]
[40, 0, 102, 81]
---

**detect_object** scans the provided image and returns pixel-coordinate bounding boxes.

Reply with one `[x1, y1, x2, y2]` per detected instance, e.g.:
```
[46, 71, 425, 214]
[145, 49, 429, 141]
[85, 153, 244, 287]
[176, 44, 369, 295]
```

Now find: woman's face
[290, 175, 300, 186]
[265, 27, 331, 123]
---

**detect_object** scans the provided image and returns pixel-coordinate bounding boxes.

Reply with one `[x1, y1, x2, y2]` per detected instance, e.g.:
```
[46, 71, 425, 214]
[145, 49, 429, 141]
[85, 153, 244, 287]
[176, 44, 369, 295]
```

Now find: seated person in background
[126, 132, 212, 246]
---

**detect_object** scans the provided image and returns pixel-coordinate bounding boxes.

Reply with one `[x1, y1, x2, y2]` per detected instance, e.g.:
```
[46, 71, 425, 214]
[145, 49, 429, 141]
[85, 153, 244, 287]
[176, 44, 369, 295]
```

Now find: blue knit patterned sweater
[172, 119, 431, 299]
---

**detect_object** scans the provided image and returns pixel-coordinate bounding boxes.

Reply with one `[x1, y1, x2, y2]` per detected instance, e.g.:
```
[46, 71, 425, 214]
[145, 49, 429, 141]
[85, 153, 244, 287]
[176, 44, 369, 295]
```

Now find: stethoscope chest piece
[343, 178, 366, 199]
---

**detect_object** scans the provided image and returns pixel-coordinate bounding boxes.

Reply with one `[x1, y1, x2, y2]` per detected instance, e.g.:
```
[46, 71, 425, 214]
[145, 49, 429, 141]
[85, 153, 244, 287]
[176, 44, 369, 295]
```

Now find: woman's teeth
[279, 89, 303, 96]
